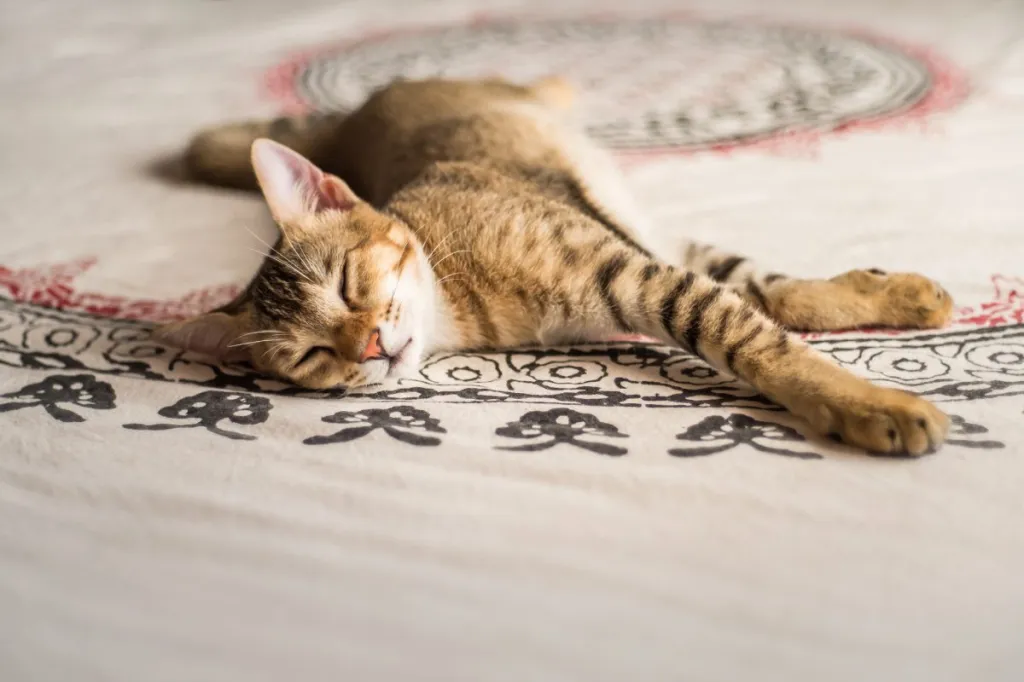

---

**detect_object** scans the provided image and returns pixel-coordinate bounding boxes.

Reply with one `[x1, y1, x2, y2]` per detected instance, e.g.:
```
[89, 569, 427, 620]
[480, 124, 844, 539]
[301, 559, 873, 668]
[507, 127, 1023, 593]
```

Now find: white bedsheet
[1, 1, 1023, 680]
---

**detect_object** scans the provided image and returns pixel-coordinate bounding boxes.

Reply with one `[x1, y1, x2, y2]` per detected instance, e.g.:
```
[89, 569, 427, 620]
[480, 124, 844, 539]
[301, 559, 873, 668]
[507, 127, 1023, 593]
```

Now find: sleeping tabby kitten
[158, 76, 954, 455]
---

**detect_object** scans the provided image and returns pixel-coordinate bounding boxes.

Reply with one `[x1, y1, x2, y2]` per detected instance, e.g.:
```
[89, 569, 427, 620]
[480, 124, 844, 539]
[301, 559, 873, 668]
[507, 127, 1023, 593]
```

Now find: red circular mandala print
[264, 16, 968, 157]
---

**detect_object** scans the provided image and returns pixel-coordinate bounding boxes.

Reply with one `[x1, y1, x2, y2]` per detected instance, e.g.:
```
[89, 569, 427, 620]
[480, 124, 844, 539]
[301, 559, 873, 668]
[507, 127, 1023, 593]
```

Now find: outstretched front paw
[813, 387, 950, 456]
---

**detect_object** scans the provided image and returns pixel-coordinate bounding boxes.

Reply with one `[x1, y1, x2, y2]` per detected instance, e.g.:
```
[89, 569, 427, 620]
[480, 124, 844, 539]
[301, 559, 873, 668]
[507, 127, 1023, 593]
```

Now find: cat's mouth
[385, 338, 414, 376]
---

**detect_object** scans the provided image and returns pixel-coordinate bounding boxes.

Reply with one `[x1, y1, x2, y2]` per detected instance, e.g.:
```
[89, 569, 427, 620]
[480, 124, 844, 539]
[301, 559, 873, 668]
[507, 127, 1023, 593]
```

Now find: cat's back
[333, 77, 584, 203]
[184, 75, 642, 239]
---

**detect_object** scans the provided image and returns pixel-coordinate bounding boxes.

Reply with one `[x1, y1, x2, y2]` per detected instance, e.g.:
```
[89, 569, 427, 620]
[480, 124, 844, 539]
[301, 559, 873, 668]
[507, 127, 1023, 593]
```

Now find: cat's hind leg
[681, 242, 954, 332]
[185, 112, 346, 190]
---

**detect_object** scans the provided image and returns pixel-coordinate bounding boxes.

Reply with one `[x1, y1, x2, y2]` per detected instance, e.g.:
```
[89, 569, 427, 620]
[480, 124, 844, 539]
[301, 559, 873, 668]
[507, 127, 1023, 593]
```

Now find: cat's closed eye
[295, 346, 333, 369]
[339, 257, 357, 309]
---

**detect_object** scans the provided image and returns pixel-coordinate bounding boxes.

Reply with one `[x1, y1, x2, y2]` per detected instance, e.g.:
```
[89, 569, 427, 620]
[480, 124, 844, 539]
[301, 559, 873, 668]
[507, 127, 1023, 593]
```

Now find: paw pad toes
[822, 390, 948, 456]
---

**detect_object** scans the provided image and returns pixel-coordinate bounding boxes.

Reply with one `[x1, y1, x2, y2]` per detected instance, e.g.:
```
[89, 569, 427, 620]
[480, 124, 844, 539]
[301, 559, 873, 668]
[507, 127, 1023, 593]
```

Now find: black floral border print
[667, 413, 1004, 458]
[124, 390, 272, 441]
[0, 367, 1006, 456]
[495, 408, 629, 456]
[304, 406, 446, 446]
[0, 373, 115, 422]
[669, 413, 821, 459]
[2, 298, 1023, 408]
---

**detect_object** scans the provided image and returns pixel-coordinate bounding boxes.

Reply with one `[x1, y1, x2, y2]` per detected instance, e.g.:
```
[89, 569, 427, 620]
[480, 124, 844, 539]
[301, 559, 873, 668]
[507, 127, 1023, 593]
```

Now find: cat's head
[154, 139, 439, 390]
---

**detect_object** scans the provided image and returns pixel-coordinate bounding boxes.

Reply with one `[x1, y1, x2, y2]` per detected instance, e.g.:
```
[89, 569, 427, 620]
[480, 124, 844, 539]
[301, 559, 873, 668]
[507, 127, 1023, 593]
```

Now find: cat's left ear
[152, 312, 251, 363]
[250, 138, 360, 227]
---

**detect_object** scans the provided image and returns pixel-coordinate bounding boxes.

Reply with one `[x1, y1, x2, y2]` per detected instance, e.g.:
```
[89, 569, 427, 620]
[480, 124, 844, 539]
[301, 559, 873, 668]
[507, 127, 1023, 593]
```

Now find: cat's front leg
[569, 253, 949, 454]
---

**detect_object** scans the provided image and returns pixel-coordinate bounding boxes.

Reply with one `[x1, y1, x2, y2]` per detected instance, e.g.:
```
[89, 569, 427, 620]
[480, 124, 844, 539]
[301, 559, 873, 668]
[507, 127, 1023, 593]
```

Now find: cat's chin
[385, 338, 421, 379]
[385, 355, 419, 380]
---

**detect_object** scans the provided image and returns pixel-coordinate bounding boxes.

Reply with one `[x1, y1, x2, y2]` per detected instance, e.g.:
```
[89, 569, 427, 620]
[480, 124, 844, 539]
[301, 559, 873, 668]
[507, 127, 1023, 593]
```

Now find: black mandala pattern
[3, 300, 1024, 411]
[809, 325, 1024, 403]
[0, 302, 271, 391]
[2, 298, 1024, 409]
[669, 414, 820, 459]
[304, 406, 446, 446]
[286, 18, 943, 153]
[420, 354, 503, 384]
[0, 301, 1016, 461]
[495, 408, 628, 456]
[0, 373, 115, 422]
[124, 390, 272, 440]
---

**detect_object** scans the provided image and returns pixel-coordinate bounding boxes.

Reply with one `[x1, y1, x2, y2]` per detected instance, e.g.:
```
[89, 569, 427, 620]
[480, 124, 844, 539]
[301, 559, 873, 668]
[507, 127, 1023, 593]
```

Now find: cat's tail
[183, 111, 345, 190]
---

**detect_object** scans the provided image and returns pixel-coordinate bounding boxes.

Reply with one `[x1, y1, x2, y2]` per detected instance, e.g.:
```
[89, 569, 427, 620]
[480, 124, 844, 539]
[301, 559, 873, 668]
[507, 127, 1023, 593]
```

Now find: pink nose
[360, 330, 385, 362]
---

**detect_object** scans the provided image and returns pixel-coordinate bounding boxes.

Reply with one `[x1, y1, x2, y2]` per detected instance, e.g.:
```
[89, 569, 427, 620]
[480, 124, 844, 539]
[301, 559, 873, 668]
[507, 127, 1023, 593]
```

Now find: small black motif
[304, 406, 446, 446]
[495, 408, 628, 456]
[124, 390, 271, 440]
[669, 413, 820, 458]
[0, 373, 115, 422]
[946, 415, 1005, 449]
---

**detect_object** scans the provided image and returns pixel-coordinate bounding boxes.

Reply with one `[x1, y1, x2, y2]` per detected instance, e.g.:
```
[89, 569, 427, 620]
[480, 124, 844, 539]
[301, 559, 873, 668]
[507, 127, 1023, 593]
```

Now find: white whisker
[227, 341, 258, 349]
[425, 232, 458, 262]
[243, 226, 317, 284]
[425, 224, 476, 264]
[291, 243, 322, 279]
[435, 272, 468, 287]
[227, 338, 283, 349]
[245, 247, 316, 285]
[264, 341, 291, 363]
[244, 226, 279, 254]
[233, 329, 287, 340]
[430, 249, 470, 270]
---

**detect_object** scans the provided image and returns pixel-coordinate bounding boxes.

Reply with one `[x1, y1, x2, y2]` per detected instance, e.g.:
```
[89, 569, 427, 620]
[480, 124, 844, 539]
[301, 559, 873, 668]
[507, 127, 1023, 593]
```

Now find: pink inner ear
[272, 145, 354, 213]
[319, 176, 356, 212]
[253, 138, 359, 221]
[291, 156, 323, 191]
